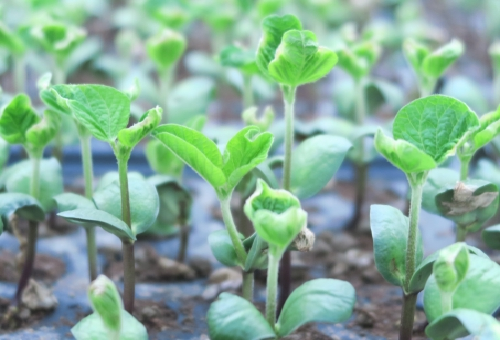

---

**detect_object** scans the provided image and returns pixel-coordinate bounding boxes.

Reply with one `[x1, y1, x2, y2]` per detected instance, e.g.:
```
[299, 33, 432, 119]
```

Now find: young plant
[0, 22, 27, 93]
[0, 94, 61, 303]
[51, 84, 161, 312]
[403, 38, 464, 97]
[256, 13, 338, 308]
[72, 275, 147, 340]
[371, 95, 479, 339]
[146, 28, 186, 122]
[336, 35, 381, 229]
[207, 179, 355, 339]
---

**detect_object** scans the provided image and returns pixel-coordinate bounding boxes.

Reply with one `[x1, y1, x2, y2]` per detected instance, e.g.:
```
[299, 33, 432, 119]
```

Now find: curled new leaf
[337, 41, 381, 80]
[88, 275, 122, 334]
[268, 30, 338, 87]
[423, 39, 464, 79]
[118, 106, 162, 149]
[72, 311, 147, 340]
[25, 110, 61, 151]
[30, 22, 86, 62]
[147, 29, 186, 71]
[220, 45, 258, 75]
[0, 94, 40, 144]
[433, 243, 469, 293]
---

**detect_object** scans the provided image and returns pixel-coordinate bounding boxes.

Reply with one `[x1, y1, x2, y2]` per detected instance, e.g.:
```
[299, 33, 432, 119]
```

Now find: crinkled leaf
[276, 279, 355, 337]
[71, 310, 148, 340]
[151, 124, 225, 188]
[4, 158, 63, 212]
[290, 135, 351, 199]
[53, 193, 95, 212]
[208, 230, 241, 267]
[268, 30, 337, 87]
[426, 309, 500, 340]
[423, 254, 500, 323]
[118, 106, 161, 148]
[393, 95, 479, 164]
[370, 204, 423, 287]
[146, 29, 186, 71]
[0, 94, 40, 144]
[59, 209, 135, 241]
[42, 83, 73, 116]
[93, 172, 159, 236]
[256, 14, 302, 79]
[51, 84, 130, 143]
[422, 168, 460, 215]
[474, 115, 500, 150]
[25, 110, 61, 149]
[0, 193, 45, 222]
[423, 39, 464, 79]
[208, 293, 276, 340]
[374, 129, 437, 174]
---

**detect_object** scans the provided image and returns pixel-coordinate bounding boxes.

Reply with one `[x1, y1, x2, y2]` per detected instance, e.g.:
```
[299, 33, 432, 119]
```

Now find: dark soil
[0, 251, 65, 283]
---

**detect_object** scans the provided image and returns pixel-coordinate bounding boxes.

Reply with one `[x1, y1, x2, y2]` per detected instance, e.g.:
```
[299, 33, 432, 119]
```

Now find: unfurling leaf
[118, 106, 162, 149]
[220, 45, 258, 74]
[433, 243, 469, 293]
[147, 29, 186, 71]
[0, 94, 40, 145]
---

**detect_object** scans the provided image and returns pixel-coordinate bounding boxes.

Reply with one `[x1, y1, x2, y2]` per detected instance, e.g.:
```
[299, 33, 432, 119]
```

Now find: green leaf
[51, 84, 130, 143]
[222, 126, 274, 194]
[473, 113, 500, 150]
[151, 124, 226, 188]
[244, 235, 267, 271]
[0, 193, 45, 222]
[25, 110, 61, 150]
[208, 230, 241, 267]
[435, 179, 499, 231]
[422, 168, 460, 215]
[167, 77, 214, 124]
[392, 95, 479, 164]
[145, 139, 184, 177]
[426, 309, 500, 340]
[475, 159, 500, 189]
[53, 193, 95, 212]
[481, 224, 500, 250]
[146, 29, 186, 71]
[207, 293, 276, 340]
[71, 310, 148, 340]
[423, 254, 500, 323]
[42, 83, 73, 116]
[370, 204, 423, 287]
[374, 129, 437, 174]
[256, 14, 302, 80]
[220, 45, 258, 74]
[276, 278, 355, 337]
[59, 209, 136, 241]
[290, 135, 351, 199]
[433, 243, 469, 293]
[402, 38, 429, 74]
[30, 22, 86, 62]
[268, 30, 338, 87]
[118, 106, 162, 149]
[93, 172, 159, 236]
[0, 94, 40, 144]
[337, 41, 381, 80]
[0, 22, 24, 54]
[423, 39, 464, 79]
[4, 158, 63, 212]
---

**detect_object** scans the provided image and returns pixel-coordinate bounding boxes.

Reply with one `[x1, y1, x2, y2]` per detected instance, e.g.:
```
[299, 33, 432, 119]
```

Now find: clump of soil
[0, 251, 66, 283]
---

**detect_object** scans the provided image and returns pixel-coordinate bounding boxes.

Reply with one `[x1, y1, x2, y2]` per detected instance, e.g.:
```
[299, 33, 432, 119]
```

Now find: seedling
[51, 84, 161, 312]
[72, 275, 148, 340]
[147, 28, 186, 122]
[403, 38, 464, 97]
[372, 94, 479, 339]
[256, 13, 338, 308]
[0, 94, 61, 303]
[206, 180, 355, 339]
[0, 22, 27, 93]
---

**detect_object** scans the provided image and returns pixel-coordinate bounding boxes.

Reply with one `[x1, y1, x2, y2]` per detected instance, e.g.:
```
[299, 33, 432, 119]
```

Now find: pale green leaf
[426, 309, 500, 340]
[146, 29, 186, 71]
[0, 94, 40, 144]
[72, 310, 148, 340]
[53, 193, 95, 212]
[423, 39, 464, 79]
[117, 106, 162, 148]
[208, 230, 241, 267]
[0, 193, 45, 222]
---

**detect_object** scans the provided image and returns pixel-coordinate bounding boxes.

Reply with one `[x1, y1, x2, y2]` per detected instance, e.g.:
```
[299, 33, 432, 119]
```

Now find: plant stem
[278, 85, 296, 314]
[159, 67, 173, 124]
[13, 54, 25, 94]
[459, 157, 470, 181]
[177, 200, 189, 263]
[441, 292, 453, 315]
[219, 196, 247, 264]
[16, 154, 42, 304]
[266, 246, 281, 327]
[81, 135, 97, 281]
[399, 292, 418, 340]
[242, 74, 254, 109]
[456, 225, 467, 243]
[116, 148, 135, 313]
[400, 173, 426, 340]
[242, 271, 254, 302]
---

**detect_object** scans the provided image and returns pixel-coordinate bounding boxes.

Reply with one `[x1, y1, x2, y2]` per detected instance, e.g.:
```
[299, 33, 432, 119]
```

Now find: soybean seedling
[403, 38, 464, 97]
[422, 243, 500, 339]
[51, 84, 161, 312]
[336, 32, 381, 230]
[0, 22, 27, 93]
[0, 94, 61, 303]
[72, 275, 147, 340]
[256, 13, 338, 308]
[147, 28, 186, 123]
[371, 95, 479, 339]
[206, 179, 355, 340]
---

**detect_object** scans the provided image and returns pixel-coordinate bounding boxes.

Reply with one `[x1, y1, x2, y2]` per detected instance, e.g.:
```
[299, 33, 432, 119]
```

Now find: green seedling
[422, 245, 500, 339]
[0, 22, 27, 93]
[403, 38, 464, 97]
[51, 84, 161, 312]
[371, 95, 479, 339]
[207, 179, 355, 340]
[0, 93, 61, 303]
[72, 275, 147, 340]
[242, 106, 275, 132]
[336, 36, 381, 230]
[147, 28, 186, 122]
[220, 45, 259, 108]
[256, 13, 338, 308]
